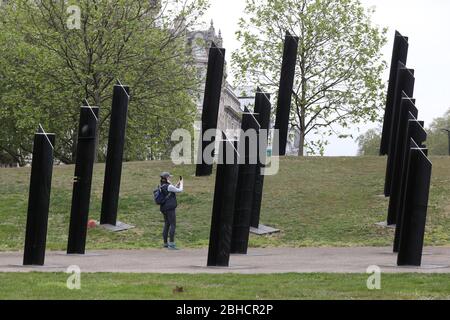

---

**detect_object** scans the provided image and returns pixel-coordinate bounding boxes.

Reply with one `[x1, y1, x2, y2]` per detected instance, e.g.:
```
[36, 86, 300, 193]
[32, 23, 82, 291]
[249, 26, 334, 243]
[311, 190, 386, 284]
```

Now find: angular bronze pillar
[384, 63, 415, 198]
[250, 88, 271, 228]
[397, 141, 432, 266]
[386, 95, 417, 226]
[67, 106, 99, 254]
[393, 119, 426, 252]
[101, 84, 130, 225]
[196, 42, 226, 176]
[274, 31, 298, 156]
[23, 131, 55, 266]
[380, 31, 409, 155]
[207, 139, 239, 267]
[231, 107, 260, 254]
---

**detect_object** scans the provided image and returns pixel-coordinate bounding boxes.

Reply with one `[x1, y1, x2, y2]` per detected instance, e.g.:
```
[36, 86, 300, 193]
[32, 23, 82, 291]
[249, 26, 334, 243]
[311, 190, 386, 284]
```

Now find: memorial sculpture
[384, 63, 415, 200]
[230, 107, 260, 254]
[274, 31, 299, 156]
[393, 119, 427, 253]
[100, 83, 130, 226]
[207, 138, 239, 267]
[23, 127, 55, 266]
[67, 106, 99, 254]
[397, 139, 432, 266]
[379, 32, 433, 266]
[196, 42, 226, 177]
[250, 89, 271, 228]
[380, 31, 409, 156]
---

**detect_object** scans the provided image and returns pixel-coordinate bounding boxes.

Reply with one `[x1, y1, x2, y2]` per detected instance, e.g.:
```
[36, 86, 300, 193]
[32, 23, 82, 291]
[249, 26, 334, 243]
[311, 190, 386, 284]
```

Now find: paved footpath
[1, 247, 450, 274]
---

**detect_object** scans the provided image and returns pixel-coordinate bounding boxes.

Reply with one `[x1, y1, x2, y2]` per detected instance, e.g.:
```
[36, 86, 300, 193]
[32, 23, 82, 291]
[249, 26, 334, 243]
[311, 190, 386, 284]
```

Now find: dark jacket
[160, 183, 177, 212]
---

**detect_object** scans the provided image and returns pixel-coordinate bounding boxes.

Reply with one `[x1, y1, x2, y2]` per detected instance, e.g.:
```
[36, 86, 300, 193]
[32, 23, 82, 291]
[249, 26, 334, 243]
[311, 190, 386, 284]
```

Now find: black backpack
[153, 184, 171, 205]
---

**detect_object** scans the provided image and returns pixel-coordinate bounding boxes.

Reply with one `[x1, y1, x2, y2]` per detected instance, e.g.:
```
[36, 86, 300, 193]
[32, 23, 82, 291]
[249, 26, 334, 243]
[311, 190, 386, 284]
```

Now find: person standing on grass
[159, 172, 183, 250]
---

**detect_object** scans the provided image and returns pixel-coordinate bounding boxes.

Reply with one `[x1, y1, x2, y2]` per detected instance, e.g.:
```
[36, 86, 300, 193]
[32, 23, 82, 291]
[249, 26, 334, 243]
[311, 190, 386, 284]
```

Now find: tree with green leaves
[427, 108, 450, 156]
[356, 128, 381, 156]
[0, 0, 209, 164]
[232, 0, 387, 156]
[357, 108, 450, 156]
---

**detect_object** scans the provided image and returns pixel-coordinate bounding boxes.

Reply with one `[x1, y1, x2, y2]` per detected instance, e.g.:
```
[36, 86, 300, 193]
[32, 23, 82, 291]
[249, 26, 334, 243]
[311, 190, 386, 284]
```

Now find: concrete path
[1, 247, 450, 274]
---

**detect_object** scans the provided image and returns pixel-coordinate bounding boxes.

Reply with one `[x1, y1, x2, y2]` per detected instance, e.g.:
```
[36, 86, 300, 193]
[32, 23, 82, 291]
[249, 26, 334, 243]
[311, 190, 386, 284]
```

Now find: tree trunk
[298, 36, 307, 158]
[94, 118, 101, 163]
[297, 130, 305, 156]
[93, 92, 102, 163]
[71, 131, 78, 164]
[297, 102, 306, 157]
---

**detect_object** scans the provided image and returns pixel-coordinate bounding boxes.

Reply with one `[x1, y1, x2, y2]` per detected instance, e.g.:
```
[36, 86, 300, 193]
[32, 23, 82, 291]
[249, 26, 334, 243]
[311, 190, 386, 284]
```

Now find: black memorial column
[101, 84, 130, 225]
[274, 31, 298, 156]
[393, 119, 426, 252]
[207, 139, 239, 267]
[250, 88, 271, 228]
[380, 31, 409, 155]
[67, 106, 99, 254]
[397, 141, 432, 266]
[196, 43, 226, 176]
[384, 64, 415, 199]
[231, 108, 260, 254]
[23, 131, 55, 266]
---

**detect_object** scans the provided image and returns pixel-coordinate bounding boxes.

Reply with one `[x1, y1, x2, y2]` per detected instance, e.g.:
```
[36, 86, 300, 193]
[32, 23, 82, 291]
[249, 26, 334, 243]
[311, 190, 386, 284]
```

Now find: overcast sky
[200, 0, 450, 156]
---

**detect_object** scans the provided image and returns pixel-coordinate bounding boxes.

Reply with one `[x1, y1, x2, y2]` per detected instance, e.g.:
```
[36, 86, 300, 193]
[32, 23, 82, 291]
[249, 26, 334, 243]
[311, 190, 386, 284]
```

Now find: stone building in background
[187, 21, 242, 140]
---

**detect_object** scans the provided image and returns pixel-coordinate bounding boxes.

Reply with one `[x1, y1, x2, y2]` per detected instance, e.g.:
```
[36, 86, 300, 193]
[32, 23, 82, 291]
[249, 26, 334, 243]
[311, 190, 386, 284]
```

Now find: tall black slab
[397, 141, 432, 266]
[250, 88, 271, 228]
[384, 63, 415, 198]
[196, 42, 226, 176]
[67, 106, 99, 254]
[23, 132, 55, 265]
[101, 84, 130, 225]
[386, 96, 417, 226]
[274, 31, 298, 156]
[231, 107, 260, 254]
[393, 119, 427, 252]
[207, 139, 239, 267]
[380, 31, 409, 155]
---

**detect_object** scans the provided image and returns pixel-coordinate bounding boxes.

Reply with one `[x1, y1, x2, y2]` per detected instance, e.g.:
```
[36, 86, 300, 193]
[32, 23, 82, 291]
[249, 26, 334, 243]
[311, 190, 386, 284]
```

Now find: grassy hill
[0, 156, 449, 251]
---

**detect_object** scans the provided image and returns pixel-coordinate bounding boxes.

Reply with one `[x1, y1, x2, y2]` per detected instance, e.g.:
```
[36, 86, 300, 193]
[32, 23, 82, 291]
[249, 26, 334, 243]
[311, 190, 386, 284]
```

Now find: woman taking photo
[159, 172, 183, 250]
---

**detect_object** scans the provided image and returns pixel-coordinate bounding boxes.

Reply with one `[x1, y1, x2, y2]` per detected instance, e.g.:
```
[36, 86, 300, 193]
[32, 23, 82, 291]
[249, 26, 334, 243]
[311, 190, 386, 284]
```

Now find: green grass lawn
[0, 272, 450, 300]
[0, 156, 449, 251]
